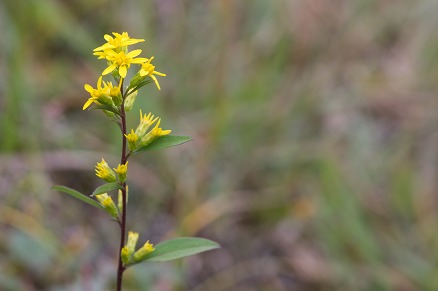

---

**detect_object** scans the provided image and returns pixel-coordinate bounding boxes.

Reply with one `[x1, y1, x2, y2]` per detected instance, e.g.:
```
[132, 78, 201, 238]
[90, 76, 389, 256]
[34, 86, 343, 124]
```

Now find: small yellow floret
[139, 57, 166, 90]
[133, 241, 155, 262]
[83, 76, 112, 110]
[121, 246, 130, 265]
[126, 231, 139, 257]
[135, 110, 159, 137]
[95, 193, 119, 218]
[125, 129, 139, 150]
[114, 162, 128, 182]
[95, 158, 117, 182]
[140, 118, 171, 146]
[114, 162, 128, 175]
[117, 187, 129, 213]
[101, 50, 148, 78]
[94, 32, 145, 52]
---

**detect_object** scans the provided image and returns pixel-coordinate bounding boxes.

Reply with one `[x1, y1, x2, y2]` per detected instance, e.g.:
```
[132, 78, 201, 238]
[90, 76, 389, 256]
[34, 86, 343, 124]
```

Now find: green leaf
[132, 135, 192, 155]
[142, 237, 220, 262]
[52, 185, 103, 210]
[91, 104, 120, 115]
[126, 79, 153, 95]
[91, 182, 123, 197]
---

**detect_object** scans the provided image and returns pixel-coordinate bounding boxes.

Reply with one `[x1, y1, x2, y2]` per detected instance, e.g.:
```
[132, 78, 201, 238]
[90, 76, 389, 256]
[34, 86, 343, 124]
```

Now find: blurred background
[1, 0, 438, 290]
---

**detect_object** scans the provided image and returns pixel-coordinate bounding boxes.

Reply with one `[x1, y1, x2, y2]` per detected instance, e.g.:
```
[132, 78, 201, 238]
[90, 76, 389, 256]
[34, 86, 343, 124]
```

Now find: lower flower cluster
[121, 231, 155, 265]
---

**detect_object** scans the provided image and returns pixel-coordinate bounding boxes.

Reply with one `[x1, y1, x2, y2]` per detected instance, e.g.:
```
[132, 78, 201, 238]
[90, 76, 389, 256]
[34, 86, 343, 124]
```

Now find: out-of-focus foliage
[1, 0, 438, 290]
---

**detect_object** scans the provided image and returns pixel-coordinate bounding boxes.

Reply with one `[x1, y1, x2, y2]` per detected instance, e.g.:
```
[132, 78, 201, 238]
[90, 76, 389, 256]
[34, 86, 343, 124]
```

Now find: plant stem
[116, 80, 128, 291]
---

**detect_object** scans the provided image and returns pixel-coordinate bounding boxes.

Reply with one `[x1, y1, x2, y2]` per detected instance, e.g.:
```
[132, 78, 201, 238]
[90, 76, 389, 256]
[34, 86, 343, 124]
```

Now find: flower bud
[133, 241, 155, 263]
[124, 90, 137, 111]
[125, 231, 139, 259]
[117, 186, 129, 213]
[95, 193, 119, 219]
[121, 246, 130, 265]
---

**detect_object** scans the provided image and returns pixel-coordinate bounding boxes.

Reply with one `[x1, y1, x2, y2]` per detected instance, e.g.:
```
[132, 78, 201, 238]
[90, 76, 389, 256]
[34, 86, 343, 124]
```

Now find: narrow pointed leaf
[141, 237, 220, 262]
[52, 185, 103, 210]
[132, 135, 192, 155]
[126, 79, 153, 94]
[91, 104, 121, 115]
[91, 182, 123, 197]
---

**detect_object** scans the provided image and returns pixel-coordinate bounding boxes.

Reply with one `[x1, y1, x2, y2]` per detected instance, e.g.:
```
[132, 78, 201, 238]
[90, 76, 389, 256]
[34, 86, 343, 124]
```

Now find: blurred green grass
[1, 0, 438, 290]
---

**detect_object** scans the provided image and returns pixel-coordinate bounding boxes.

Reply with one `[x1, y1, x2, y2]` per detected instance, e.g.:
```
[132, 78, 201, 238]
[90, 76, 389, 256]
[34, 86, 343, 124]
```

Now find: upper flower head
[94, 32, 145, 53]
[101, 50, 148, 78]
[139, 57, 166, 90]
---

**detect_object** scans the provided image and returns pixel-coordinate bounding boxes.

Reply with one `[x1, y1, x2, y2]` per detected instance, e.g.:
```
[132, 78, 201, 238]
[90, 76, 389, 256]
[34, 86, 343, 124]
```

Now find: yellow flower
[140, 118, 171, 146]
[95, 158, 117, 182]
[133, 241, 155, 262]
[95, 193, 119, 219]
[125, 129, 139, 150]
[114, 162, 128, 182]
[101, 50, 148, 78]
[83, 76, 112, 110]
[139, 57, 166, 90]
[107, 81, 122, 106]
[93, 32, 145, 53]
[135, 110, 159, 137]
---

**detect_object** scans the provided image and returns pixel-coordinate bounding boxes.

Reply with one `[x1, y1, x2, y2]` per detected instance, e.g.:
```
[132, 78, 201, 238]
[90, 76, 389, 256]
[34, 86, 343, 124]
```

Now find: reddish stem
[116, 80, 128, 291]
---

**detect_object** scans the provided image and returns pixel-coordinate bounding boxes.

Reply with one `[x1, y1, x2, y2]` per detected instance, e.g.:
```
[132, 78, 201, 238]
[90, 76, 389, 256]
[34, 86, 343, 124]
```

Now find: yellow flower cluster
[83, 32, 166, 111]
[95, 159, 129, 184]
[121, 231, 155, 265]
[124, 110, 171, 151]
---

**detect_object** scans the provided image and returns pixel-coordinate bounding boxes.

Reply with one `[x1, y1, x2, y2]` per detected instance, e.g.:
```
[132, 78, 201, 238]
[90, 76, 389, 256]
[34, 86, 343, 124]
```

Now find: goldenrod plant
[52, 32, 219, 290]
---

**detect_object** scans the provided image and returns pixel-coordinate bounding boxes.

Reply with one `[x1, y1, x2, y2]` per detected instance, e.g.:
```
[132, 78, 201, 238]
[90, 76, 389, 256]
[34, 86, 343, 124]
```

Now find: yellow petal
[130, 58, 149, 64]
[127, 49, 142, 58]
[123, 39, 145, 46]
[154, 71, 166, 77]
[102, 64, 117, 75]
[119, 65, 127, 78]
[104, 49, 117, 57]
[151, 75, 161, 90]
[84, 84, 93, 93]
[83, 99, 94, 110]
